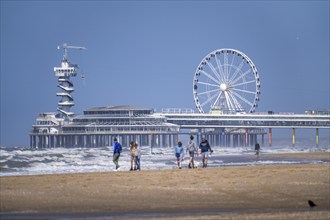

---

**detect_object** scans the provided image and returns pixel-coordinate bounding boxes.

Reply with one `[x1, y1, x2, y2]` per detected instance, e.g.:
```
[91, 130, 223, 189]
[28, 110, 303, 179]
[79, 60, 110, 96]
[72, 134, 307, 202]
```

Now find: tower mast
[54, 43, 86, 119]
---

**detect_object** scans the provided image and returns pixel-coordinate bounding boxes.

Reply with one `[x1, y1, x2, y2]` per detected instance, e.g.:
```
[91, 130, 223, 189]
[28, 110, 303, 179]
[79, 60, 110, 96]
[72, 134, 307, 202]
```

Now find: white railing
[161, 108, 195, 114]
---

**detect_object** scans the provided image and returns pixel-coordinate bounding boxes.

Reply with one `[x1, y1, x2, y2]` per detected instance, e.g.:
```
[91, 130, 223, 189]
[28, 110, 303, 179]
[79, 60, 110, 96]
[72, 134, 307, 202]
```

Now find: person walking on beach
[174, 141, 184, 169]
[135, 143, 141, 171]
[129, 141, 137, 171]
[255, 142, 260, 157]
[199, 137, 213, 168]
[186, 135, 198, 169]
[113, 138, 122, 171]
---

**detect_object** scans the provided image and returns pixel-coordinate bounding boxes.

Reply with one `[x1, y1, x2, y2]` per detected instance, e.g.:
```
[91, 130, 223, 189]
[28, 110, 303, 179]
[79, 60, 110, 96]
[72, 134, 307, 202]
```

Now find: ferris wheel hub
[220, 83, 227, 91]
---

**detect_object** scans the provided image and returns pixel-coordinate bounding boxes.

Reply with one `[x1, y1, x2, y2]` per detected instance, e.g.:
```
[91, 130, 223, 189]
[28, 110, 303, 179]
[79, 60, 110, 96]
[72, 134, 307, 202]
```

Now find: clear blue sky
[1, 1, 329, 147]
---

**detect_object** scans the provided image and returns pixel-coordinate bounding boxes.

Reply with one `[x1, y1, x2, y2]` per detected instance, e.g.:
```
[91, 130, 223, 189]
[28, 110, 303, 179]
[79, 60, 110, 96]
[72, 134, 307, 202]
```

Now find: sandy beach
[1, 152, 329, 219]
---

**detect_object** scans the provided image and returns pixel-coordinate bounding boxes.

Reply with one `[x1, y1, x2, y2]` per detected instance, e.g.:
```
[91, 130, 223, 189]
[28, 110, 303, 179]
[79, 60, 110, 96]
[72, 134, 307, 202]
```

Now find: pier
[162, 111, 330, 147]
[30, 108, 330, 148]
[29, 46, 330, 148]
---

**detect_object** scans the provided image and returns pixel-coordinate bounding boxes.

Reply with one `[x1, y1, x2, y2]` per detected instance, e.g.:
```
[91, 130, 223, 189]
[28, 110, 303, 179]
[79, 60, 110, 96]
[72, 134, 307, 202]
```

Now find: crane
[57, 43, 86, 61]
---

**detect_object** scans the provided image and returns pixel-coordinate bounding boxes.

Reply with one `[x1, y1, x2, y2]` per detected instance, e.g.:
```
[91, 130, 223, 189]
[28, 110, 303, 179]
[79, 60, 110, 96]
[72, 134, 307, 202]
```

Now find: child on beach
[255, 142, 260, 157]
[174, 141, 184, 169]
[199, 137, 213, 168]
[130, 141, 137, 171]
[113, 138, 122, 171]
[134, 143, 141, 171]
[186, 135, 198, 169]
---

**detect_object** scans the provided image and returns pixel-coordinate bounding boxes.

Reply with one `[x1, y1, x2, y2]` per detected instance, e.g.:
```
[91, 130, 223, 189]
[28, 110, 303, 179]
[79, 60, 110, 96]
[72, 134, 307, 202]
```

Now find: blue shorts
[189, 151, 195, 157]
[176, 153, 183, 162]
[201, 152, 209, 158]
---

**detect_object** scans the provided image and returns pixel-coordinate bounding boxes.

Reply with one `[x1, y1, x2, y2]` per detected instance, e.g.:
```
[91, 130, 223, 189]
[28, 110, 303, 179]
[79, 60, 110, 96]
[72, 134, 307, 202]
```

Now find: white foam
[0, 143, 329, 176]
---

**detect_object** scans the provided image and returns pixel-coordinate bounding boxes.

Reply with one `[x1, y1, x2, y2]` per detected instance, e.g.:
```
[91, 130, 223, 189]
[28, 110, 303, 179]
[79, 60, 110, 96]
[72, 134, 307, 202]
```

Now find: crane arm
[57, 43, 86, 61]
[65, 45, 87, 50]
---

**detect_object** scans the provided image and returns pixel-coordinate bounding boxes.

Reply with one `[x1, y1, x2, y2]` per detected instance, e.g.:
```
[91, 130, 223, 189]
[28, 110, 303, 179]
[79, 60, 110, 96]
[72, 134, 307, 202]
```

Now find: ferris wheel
[193, 48, 260, 114]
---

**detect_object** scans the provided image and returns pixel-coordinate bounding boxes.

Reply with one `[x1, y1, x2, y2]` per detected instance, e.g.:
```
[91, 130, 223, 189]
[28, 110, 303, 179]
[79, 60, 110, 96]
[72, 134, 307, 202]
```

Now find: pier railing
[162, 113, 330, 129]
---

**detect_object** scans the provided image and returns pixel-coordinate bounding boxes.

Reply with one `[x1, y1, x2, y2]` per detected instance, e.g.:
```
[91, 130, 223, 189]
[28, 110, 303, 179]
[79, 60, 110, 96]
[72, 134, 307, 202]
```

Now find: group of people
[112, 136, 261, 171]
[175, 135, 213, 169]
[129, 141, 141, 171]
[112, 138, 141, 171]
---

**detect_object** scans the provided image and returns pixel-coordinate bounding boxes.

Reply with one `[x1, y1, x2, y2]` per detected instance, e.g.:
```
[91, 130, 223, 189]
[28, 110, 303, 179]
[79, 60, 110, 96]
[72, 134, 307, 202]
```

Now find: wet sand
[261, 151, 330, 160]
[1, 153, 330, 219]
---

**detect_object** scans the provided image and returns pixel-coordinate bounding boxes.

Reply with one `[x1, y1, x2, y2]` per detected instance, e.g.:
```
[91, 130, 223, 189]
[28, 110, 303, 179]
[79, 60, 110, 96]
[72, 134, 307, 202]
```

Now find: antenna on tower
[57, 43, 86, 62]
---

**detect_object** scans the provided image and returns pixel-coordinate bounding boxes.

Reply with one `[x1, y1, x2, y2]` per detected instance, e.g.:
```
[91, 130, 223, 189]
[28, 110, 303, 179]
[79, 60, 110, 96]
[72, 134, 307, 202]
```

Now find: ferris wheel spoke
[215, 55, 226, 81]
[231, 69, 251, 85]
[206, 61, 222, 82]
[198, 81, 220, 88]
[211, 91, 223, 108]
[223, 91, 231, 109]
[231, 80, 256, 87]
[228, 54, 236, 77]
[232, 87, 256, 95]
[224, 52, 229, 81]
[224, 91, 235, 110]
[228, 91, 243, 110]
[232, 91, 253, 106]
[201, 70, 221, 85]
[201, 91, 220, 107]
[229, 59, 245, 83]
[198, 88, 220, 96]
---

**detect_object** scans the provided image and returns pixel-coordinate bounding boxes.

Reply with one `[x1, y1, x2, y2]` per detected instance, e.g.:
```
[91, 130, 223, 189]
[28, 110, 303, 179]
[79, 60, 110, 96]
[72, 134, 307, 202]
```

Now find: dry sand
[1, 152, 329, 219]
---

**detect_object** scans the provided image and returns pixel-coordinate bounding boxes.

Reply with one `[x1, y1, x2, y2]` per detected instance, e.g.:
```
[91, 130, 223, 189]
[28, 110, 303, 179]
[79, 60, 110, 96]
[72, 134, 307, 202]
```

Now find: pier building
[30, 106, 180, 148]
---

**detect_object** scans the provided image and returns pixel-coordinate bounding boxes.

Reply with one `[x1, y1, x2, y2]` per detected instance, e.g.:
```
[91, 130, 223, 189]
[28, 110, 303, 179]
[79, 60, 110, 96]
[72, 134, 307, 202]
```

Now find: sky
[1, 0, 329, 147]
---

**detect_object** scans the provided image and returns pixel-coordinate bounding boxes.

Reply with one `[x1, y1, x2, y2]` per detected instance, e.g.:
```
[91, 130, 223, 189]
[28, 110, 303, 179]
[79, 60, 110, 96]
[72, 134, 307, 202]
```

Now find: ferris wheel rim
[193, 48, 260, 114]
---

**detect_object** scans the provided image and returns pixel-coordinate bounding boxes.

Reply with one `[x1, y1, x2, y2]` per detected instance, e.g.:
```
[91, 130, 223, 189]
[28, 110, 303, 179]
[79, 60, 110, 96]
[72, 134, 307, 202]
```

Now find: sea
[1, 137, 329, 177]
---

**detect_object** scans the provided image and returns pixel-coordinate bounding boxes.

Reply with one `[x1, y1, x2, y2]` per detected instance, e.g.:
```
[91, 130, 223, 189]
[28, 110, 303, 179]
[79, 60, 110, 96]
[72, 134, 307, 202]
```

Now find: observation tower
[54, 43, 86, 118]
